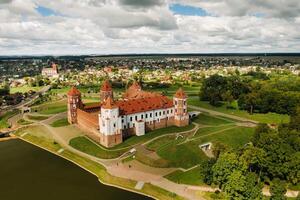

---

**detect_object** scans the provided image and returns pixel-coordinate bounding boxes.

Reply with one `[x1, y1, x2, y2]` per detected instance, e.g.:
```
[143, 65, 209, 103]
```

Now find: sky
[0, 0, 300, 55]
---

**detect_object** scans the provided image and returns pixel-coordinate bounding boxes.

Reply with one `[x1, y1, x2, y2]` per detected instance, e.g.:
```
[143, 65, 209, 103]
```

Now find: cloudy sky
[0, 0, 300, 55]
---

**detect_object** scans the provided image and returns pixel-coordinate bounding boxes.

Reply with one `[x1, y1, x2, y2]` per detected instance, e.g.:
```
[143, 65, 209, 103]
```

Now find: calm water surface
[0, 139, 152, 200]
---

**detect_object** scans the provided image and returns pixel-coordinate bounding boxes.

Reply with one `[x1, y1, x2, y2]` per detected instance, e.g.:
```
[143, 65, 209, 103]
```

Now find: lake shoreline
[16, 136, 159, 200]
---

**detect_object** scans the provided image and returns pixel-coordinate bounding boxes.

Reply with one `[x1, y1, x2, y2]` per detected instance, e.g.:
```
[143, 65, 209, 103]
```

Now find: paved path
[189, 105, 258, 124]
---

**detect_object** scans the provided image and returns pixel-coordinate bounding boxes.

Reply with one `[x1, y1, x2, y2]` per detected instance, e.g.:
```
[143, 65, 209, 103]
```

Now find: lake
[0, 139, 152, 200]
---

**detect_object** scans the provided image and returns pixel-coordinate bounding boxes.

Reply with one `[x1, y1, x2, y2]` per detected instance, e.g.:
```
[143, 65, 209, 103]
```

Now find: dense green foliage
[200, 117, 300, 199]
[200, 73, 300, 115]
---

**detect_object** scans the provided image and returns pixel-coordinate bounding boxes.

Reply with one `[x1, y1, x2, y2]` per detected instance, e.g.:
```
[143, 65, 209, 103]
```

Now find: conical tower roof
[101, 80, 112, 92]
[67, 86, 81, 96]
[174, 88, 187, 99]
[102, 97, 118, 109]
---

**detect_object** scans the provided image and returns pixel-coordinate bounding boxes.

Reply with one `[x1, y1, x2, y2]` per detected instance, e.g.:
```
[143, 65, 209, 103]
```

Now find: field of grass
[0, 110, 19, 129]
[164, 166, 204, 186]
[50, 118, 69, 127]
[188, 98, 290, 124]
[69, 136, 126, 159]
[111, 124, 195, 150]
[32, 100, 67, 115]
[26, 115, 49, 121]
[17, 119, 33, 125]
[10, 86, 42, 94]
[193, 113, 235, 126]
[154, 125, 254, 169]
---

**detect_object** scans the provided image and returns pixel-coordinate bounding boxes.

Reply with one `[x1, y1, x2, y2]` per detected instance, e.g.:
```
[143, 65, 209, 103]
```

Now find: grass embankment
[0, 110, 19, 129]
[17, 119, 33, 125]
[32, 100, 67, 115]
[70, 137, 126, 159]
[188, 98, 290, 124]
[50, 118, 69, 127]
[16, 126, 185, 200]
[26, 115, 49, 121]
[165, 166, 204, 186]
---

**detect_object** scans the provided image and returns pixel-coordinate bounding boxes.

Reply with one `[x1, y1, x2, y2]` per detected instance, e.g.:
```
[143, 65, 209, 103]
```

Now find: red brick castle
[67, 81, 189, 148]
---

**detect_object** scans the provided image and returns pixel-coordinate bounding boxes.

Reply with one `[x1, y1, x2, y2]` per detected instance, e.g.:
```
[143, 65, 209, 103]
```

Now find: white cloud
[0, 0, 299, 55]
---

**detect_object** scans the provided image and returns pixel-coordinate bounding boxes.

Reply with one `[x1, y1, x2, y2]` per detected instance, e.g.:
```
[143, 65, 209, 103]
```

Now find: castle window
[159, 112, 161, 116]
[155, 112, 157, 117]
[175, 100, 177, 105]
[130, 117, 132, 121]
[150, 113, 152, 117]
[167, 110, 169, 114]
[145, 114, 148, 118]
[184, 100, 186, 105]
[141, 114, 143, 119]
[183, 109, 186, 113]
[114, 123, 116, 128]
[163, 111, 165, 115]
[135, 116, 137, 121]
[171, 109, 173, 113]
[122, 119, 124, 123]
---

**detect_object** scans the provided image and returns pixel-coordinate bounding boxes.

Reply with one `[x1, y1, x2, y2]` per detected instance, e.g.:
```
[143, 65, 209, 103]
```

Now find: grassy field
[26, 115, 49, 121]
[188, 98, 290, 124]
[10, 86, 42, 94]
[50, 118, 69, 127]
[17, 119, 33, 125]
[164, 166, 204, 186]
[69, 136, 126, 159]
[0, 110, 19, 129]
[32, 100, 67, 115]
[193, 113, 235, 126]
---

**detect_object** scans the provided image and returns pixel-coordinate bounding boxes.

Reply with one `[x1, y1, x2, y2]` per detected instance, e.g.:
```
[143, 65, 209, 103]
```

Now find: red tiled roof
[67, 86, 81, 96]
[101, 80, 112, 92]
[174, 88, 187, 99]
[129, 81, 141, 91]
[116, 95, 173, 115]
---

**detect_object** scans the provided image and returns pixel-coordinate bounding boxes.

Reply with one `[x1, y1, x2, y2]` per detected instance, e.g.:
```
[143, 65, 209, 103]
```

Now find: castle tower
[173, 88, 189, 127]
[99, 97, 122, 147]
[100, 80, 113, 102]
[67, 86, 82, 124]
[52, 63, 58, 72]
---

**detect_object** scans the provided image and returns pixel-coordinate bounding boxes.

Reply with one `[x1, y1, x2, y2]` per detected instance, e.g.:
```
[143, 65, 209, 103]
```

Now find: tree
[251, 123, 270, 146]
[201, 158, 216, 185]
[270, 179, 287, 200]
[223, 170, 247, 200]
[289, 106, 300, 131]
[212, 152, 244, 188]
[212, 141, 230, 159]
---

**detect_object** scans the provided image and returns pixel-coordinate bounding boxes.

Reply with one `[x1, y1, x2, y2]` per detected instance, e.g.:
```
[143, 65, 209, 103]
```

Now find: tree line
[200, 73, 300, 115]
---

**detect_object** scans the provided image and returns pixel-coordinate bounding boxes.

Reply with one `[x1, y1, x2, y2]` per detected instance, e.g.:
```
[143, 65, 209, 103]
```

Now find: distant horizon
[1, 52, 300, 58]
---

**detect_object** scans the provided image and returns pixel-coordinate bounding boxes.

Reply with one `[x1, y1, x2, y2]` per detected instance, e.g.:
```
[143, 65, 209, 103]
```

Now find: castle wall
[77, 109, 101, 142]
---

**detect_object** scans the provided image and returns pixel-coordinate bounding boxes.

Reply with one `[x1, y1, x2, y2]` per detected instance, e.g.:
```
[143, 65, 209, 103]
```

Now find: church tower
[173, 88, 189, 127]
[67, 86, 82, 124]
[99, 97, 122, 147]
[100, 80, 113, 102]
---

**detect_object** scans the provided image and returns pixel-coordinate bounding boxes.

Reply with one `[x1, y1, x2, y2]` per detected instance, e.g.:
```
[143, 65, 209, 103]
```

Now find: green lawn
[111, 124, 195, 150]
[193, 113, 235, 126]
[26, 115, 49, 121]
[0, 110, 19, 129]
[32, 100, 67, 115]
[188, 98, 290, 124]
[193, 125, 236, 138]
[164, 166, 204, 186]
[17, 119, 33, 125]
[69, 136, 126, 159]
[10, 86, 42, 94]
[50, 118, 69, 127]
[155, 126, 254, 169]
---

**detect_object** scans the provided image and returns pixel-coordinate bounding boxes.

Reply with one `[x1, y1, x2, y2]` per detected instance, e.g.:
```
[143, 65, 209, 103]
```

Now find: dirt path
[189, 105, 258, 124]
